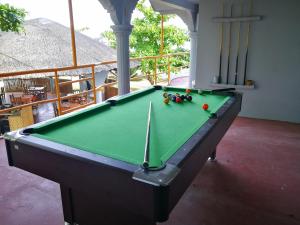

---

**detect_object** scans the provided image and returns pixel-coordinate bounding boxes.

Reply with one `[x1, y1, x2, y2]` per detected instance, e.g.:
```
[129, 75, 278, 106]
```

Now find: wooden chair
[0, 87, 5, 103]
[14, 97, 23, 105]
[9, 94, 15, 105]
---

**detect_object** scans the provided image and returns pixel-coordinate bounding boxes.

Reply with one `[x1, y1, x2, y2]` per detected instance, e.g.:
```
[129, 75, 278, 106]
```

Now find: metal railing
[0, 52, 189, 116]
[128, 52, 190, 85]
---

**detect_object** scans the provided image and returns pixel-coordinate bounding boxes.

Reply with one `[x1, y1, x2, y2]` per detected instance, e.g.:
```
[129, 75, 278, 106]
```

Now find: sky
[2, 0, 187, 39]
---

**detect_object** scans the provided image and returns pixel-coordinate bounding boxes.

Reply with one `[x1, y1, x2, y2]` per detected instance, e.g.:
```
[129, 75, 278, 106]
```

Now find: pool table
[5, 86, 242, 225]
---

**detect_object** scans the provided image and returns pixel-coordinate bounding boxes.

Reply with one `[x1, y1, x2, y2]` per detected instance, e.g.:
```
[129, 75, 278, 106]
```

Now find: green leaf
[0, 4, 27, 33]
[101, 0, 190, 80]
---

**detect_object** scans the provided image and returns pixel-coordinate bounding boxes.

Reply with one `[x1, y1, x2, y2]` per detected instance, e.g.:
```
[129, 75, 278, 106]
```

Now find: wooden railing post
[54, 70, 62, 115]
[0, 52, 190, 115]
[91, 65, 97, 104]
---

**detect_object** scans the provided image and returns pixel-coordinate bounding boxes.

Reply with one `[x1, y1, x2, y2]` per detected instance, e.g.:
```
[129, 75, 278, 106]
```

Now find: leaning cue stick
[218, 0, 225, 82]
[226, 4, 233, 84]
[234, 3, 243, 85]
[243, 0, 253, 85]
[143, 101, 152, 169]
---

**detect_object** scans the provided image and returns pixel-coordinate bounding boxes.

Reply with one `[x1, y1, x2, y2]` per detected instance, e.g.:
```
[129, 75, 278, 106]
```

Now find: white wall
[194, 0, 300, 123]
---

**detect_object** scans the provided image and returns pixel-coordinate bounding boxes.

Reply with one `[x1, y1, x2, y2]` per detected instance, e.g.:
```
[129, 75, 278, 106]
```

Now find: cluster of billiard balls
[163, 89, 192, 104]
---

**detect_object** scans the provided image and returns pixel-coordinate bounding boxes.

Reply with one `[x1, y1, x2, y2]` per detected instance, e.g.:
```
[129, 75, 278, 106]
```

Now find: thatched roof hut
[0, 18, 134, 78]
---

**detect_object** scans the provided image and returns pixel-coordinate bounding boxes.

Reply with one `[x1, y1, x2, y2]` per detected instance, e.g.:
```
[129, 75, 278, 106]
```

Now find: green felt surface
[32, 87, 230, 167]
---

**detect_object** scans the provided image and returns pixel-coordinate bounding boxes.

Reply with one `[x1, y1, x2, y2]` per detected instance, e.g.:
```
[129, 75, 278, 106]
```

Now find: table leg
[60, 185, 156, 225]
[60, 185, 75, 224]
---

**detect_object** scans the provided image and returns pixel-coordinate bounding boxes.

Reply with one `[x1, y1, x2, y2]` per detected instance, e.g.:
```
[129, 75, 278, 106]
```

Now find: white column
[112, 25, 132, 95]
[98, 0, 138, 96]
[189, 31, 198, 88]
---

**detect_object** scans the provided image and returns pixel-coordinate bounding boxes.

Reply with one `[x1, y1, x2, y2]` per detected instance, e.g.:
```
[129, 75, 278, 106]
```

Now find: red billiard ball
[176, 97, 182, 103]
[202, 103, 209, 110]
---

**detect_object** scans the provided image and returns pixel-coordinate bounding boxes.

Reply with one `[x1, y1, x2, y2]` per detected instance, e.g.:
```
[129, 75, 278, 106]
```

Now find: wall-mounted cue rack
[211, 0, 262, 89]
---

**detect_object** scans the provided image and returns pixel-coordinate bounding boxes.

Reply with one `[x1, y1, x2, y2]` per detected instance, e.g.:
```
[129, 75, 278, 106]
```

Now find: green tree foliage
[0, 3, 26, 33]
[102, 0, 189, 82]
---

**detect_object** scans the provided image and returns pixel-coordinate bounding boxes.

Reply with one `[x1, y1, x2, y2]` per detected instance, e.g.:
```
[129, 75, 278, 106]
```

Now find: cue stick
[226, 3, 234, 84]
[243, 0, 253, 85]
[218, 0, 225, 82]
[234, 3, 243, 85]
[143, 101, 152, 169]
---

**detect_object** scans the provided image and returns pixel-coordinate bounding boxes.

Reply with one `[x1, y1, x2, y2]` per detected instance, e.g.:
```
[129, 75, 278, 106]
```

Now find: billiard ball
[186, 89, 191, 94]
[168, 94, 173, 100]
[186, 95, 192, 101]
[180, 95, 186, 101]
[164, 98, 170, 104]
[163, 92, 168, 98]
[176, 97, 182, 103]
[172, 96, 177, 102]
[175, 93, 180, 97]
[202, 103, 209, 110]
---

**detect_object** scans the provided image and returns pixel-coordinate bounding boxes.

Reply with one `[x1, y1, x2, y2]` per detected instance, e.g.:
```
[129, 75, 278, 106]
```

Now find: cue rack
[212, 0, 262, 87]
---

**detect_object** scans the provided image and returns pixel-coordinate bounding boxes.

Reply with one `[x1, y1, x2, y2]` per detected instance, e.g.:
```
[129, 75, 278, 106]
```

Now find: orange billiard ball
[185, 89, 191, 94]
[164, 98, 170, 104]
[202, 103, 209, 111]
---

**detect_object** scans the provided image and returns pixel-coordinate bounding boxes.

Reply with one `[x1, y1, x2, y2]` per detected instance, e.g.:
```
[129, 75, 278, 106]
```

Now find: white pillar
[98, 0, 138, 96]
[189, 31, 198, 88]
[112, 25, 132, 95]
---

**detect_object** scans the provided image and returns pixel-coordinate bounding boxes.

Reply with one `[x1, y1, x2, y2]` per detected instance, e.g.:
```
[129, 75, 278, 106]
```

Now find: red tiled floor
[161, 117, 300, 225]
[0, 117, 299, 225]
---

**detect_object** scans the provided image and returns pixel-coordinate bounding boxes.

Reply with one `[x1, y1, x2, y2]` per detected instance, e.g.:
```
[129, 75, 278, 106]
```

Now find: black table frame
[5, 86, 242, 225]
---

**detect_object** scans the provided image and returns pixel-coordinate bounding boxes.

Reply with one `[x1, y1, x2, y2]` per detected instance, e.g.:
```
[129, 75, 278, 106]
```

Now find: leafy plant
[0, 3, 26, 33]
[102, 0, 189, 83]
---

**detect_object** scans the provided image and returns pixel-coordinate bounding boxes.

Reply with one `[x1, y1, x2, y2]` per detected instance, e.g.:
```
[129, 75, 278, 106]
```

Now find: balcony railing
[0, 52, 189, 117]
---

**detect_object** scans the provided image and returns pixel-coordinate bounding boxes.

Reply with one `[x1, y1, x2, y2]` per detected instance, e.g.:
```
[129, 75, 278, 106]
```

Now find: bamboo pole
[60, 90, 93, 101]
[68, 0, 77, 66]
[54, 70, 62, 115]
[0, 52, 190, 78]
[0, 98, 58, 114]
[0, 83, 116, 115]
[0, 64, 95, 78]
[59, 77, 92, 86]
[91, 65, 97, 104]
[61, 102, 94, 115]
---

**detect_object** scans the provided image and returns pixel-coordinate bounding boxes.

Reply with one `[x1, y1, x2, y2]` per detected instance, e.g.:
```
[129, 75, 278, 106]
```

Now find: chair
[14, 97, 23, 105]
[9, 94, 15, 105]
[0, 87, 5, 103]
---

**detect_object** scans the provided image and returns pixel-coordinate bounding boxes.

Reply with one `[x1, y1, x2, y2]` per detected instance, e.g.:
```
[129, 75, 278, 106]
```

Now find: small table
[5, 86, 242, 225]
[21, 95, 33, 104]
[27, 86, 47, 99]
